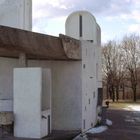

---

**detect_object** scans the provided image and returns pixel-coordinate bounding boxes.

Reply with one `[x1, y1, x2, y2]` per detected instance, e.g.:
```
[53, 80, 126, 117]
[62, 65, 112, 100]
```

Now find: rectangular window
[79, 15, 82, 37]
[85, 106, 87, 111]
[83, 64, 86, 69]
[93, 92, 95, 98]
[89, 99, 90, 104]
[83, 119, 86, 129]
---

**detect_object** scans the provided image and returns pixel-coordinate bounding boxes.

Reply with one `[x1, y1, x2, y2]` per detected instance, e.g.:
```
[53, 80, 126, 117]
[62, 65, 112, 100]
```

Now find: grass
[103, 100, 140, 110]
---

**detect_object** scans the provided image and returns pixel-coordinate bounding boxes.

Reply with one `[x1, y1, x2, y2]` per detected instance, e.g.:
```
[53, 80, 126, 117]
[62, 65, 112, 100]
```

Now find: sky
[32, 0, 140, 44]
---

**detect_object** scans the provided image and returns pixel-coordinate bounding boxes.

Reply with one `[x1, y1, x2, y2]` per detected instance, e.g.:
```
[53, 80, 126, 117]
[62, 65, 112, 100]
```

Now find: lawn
[103, 100, 140, 111]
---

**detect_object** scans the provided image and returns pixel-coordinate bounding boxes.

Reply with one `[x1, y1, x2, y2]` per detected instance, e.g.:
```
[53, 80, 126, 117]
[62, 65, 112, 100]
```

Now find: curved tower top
[65, 10, 101, 45]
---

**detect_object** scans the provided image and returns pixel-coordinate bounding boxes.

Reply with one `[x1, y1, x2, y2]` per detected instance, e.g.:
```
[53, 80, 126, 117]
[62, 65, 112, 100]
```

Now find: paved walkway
[88, 102, 140, 140]
[0, 131, 78, 140]
[1, 102, 140, 140]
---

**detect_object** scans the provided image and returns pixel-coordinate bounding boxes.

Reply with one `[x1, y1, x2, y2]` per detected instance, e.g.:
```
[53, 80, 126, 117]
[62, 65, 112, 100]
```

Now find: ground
[88, 101, 140, 140]
[1, 101, 140, 140]
[0, 131, 78, 140]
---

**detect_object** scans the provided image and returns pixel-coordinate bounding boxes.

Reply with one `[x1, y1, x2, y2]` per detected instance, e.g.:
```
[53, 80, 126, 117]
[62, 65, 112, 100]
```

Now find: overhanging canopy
[0, 26, 81, 60]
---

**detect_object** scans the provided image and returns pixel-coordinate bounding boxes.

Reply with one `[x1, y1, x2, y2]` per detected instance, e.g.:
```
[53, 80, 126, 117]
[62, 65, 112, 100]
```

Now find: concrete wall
[66, 11, 97, 41]
[65, 11, 102, 90]
[0, 50, 96, 132]
[42, 69, 52, 111]
[96, 24, 102, 88]
[0, 36, 99, 133]
[14, 68, 51, 138]
[51, 61, 82, 130]
[81, 41, 97, 131]
[29, 60, 82, 131]
[0, 0, 32, 30]
[0, 57, 19, 100]
[14, 68, 42, 138]
[0, 100, 13, 111]
[65, 11, 102, 131]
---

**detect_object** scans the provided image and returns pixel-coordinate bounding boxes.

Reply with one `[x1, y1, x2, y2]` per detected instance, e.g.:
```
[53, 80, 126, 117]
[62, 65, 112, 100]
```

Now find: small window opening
[79, 15, 82, 37]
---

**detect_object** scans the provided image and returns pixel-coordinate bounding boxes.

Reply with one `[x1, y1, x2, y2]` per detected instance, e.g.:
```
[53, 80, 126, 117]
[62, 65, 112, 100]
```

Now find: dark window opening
[87, 40, 94, 43]
[79, 15, 82, 37]
[93, 92, 95, 98]
[89, 98, 90, 104]
[83, 64, 86, 69]
[83, 119, 86, 129]
[48, 115, 51, 134]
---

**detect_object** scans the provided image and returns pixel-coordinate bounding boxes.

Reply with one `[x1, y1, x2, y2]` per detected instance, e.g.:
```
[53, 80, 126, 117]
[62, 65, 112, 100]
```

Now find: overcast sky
[32, 0, 140, 43]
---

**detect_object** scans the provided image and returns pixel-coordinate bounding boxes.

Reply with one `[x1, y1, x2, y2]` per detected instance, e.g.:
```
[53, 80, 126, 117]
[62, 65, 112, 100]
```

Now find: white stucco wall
[96, 24, 102, 88]
[65, 11, 102, 131]
[0, 57, 82, 131]
[0, 57, 19, 100]
[42, 69, 52, 111]
[0, 57, 19, 112]
[28, 60, 83, 131]
[0, 99, 13, 111]
[65, 11, 97, 41]
[65, 11, 102, 90]
[14, 68, 42, 138]
[51, 61, 82, 130]
[0, 0, 32, 30]
[0, 37, 100, 133]
[81, 41, 97, 131]
[14, 68, 51, 138]
[0, 49, 97, 132]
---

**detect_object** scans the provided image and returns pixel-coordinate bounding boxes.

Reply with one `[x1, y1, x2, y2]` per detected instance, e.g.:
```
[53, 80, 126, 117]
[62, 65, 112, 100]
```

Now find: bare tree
[114, 46, 125, 101]
[121, 34, 140, 102]
[102, 41, 125, 102]
[102, 41, 114, 101]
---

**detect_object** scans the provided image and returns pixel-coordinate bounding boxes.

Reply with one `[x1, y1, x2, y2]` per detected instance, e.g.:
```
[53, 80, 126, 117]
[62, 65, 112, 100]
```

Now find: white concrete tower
[0, 0, 32, 30]
[65, 11, 102, 101]
[66, 11, 97, 41]
[65, 11, 102, 130]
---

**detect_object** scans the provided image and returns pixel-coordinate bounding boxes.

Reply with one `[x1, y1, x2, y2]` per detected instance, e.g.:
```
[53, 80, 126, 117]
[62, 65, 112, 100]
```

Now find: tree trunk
[122, 84, 125, 100]
[111, 85, 115, 102]
[116, 87, 119, 101]
[106, 84, 109, 99]
[109, 86, 112, 99]
[133, 87, 137, 102]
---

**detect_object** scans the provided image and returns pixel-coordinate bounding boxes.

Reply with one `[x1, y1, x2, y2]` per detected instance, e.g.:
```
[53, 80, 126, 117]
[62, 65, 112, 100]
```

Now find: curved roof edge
[0, 25, 81, 61]
[66, 10, 97, 24]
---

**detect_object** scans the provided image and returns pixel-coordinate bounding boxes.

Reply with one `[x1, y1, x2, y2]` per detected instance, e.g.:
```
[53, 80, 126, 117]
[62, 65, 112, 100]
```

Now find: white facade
[66, 11, 96, 41]
[0, 55, 98, 132]
[14, 68, 51, 138]
[0, 6, 102, 137]
[81, 41, 97, 131]
[0, 100, 12, 112]
[0, 0, 32, 30]
[65, 11, 102, 130]
[66, 11, 102, 89]
[0, 58, 82, 130]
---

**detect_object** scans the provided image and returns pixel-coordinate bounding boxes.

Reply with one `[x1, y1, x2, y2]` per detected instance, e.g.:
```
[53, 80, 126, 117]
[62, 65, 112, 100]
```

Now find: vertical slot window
[85, 106, 87, 111]
[89, 99, 90, 104]
[83, 119, 86, 129]
[79, 15, 82, 37]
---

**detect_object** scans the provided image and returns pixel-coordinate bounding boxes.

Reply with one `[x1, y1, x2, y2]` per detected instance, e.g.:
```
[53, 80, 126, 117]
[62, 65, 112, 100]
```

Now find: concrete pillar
[14, 68, 51, 138]
[19, 53, 27, 67]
